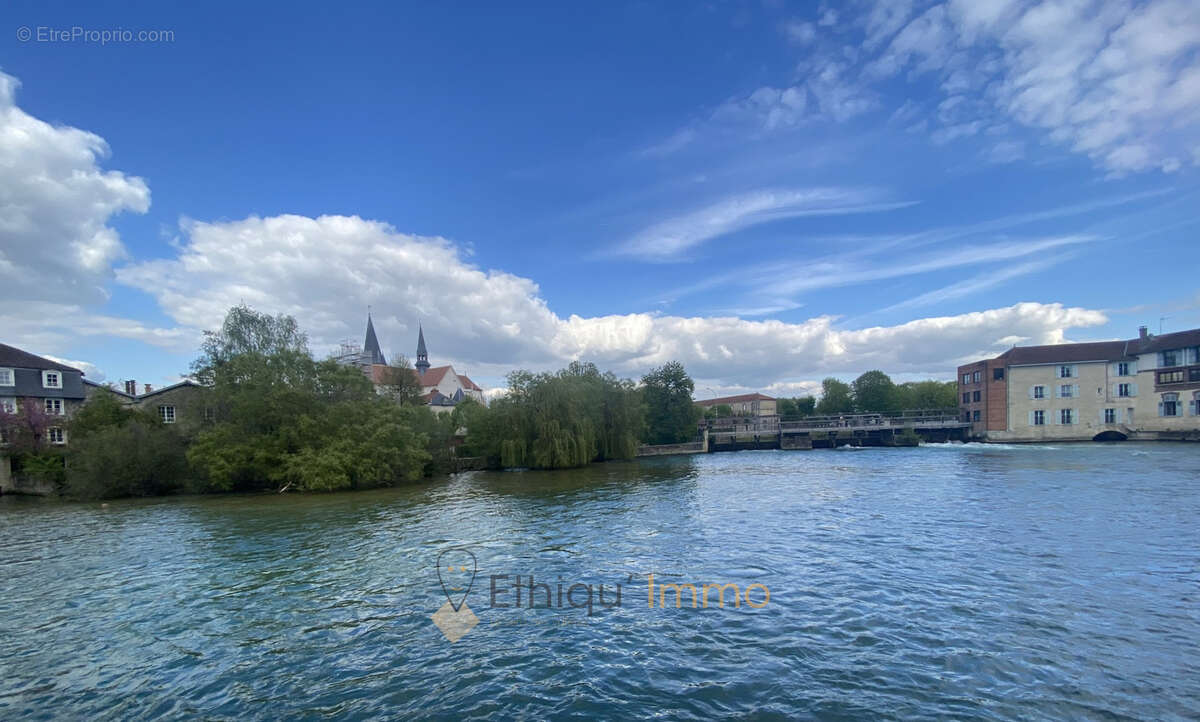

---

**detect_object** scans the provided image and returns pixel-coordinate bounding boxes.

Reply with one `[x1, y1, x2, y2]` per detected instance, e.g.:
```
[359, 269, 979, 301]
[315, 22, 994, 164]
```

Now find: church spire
[415, 323, 430, 377]
[363, 313, 387, 366]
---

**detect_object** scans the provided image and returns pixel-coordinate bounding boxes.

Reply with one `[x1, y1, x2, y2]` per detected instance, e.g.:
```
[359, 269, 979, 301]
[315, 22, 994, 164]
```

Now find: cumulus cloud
[116, 213, 1110, 389]
[41, 354, 105, 382]
[0, 71, 150, 305]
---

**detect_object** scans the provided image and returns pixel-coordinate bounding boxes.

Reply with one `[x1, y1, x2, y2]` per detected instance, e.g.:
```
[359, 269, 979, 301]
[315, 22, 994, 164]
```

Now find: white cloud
[116, 213, 1111, 388]
[41, 354, 105, 382]
[611, 187, 913, 261]
[0, 71, 150, 305]
[783, 20, 817, 45]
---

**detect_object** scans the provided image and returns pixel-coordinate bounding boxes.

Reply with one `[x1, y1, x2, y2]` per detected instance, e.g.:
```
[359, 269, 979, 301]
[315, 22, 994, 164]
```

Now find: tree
[815, 378, 853, 415]
[795, 395, 816, 416]
[777, 396, 817, 419]
[893, 380, 957, 410]
[464, 362, 644, 469]
[191, 304, 308, 385]
[852, 370, 896, 413]
[376, 355, 423, 405]
[641, 361, 702, 445]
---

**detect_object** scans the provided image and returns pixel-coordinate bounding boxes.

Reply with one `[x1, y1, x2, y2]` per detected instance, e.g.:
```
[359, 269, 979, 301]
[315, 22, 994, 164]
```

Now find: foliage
[0, 398, 57, 454]
[641, 361, 701, 445]
[65, 420, 192, 499]
[891, 380, 958, 410]
[776, 396, 816, 418]
[464, 361, 644, 469]
[815, 378, 854, 415]
[186, 306, 432, 492]
[894, 427, 921, 447]
[702, 403, 733, 420]
[852, 370, 896, 413]
[191, 304, 309, 385]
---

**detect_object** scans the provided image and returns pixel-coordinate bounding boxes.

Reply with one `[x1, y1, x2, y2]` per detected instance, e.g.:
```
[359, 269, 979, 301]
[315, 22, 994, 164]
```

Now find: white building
[959, 327, 1200, 442]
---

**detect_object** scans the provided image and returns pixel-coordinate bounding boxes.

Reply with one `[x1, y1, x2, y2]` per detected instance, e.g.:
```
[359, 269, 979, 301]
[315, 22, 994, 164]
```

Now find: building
[958, 326, 1200, 442]
[696, 393, 777, 417]
[94, 379, 211, 435]
[0, 343, 87, 449]
[341, 315, 486, 413]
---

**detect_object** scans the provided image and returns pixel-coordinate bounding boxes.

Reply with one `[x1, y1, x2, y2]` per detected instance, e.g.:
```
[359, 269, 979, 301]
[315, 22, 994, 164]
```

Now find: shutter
[1130, 382, 1137, 397]
[1190, 400, 1197, 416]
[1028, 411, 1035, 426]
[1158, 402, 1164, 417]
[1029, 386, 1035, 399]
[1073, 384, 1079, 399]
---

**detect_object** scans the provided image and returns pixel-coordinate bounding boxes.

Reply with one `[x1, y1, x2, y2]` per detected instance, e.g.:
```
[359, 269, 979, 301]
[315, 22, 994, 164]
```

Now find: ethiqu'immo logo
[430, 548, 479, 642]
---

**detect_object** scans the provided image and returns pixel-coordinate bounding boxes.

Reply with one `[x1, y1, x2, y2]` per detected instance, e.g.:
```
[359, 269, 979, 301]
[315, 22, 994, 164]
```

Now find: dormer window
[42, 371, 62, 389]
[0, 368, 13, 386]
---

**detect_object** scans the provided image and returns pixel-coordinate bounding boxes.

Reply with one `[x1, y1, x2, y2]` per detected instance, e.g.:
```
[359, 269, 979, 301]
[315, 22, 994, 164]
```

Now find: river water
[1, 443, 1198, 719]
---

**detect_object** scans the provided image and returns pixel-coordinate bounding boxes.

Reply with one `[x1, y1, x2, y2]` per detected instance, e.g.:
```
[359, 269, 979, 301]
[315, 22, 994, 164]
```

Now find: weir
[703, 411, 970, 452]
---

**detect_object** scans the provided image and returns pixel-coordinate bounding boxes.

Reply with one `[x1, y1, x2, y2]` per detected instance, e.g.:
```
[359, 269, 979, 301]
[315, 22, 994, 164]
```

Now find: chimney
[1138, 326, 1148, 340]
[144, 383, 153, 394]
[124, 379, 137, 396]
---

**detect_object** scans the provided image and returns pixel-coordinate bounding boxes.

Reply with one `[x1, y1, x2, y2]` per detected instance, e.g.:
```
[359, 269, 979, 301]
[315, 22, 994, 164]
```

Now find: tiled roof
[135, 379, 205, 400]
[696, 393, 775, 406]
[1129, 328, 1200, 354]
[419, 365, 452, 387]
[457, 374, 483, 392]
[998, 341, 1131, 365]
[0, 343, 83, 373]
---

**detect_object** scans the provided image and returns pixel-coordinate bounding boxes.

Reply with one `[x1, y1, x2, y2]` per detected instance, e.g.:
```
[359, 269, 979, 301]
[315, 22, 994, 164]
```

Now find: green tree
[464, 362, 644, 469]
[852, 370, 896, 413]
[777, 396, 817, 418]
[815, 378, 853, 415]
[795, 395, 816, 416]
[191, 304, 308, 385]
[641, 361, 702, 445]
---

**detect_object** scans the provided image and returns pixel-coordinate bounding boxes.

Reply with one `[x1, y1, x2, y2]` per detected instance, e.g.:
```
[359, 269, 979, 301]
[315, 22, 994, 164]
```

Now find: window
[1160, 393, 1180, 417]
[42, 371, 62, 389]
[962, 392, 970, 404]
[1158, 370, 1185, 384]
[0, 368, 13, 386]
[0, 397, 15, 414]
[159, 405, 176, 424]
[1191, 368, 1200, 382]
[204, 406, 216, 422]
[1059, 384, 1074, 398]
[1191, 393, 1200, 417]
[972, 371, 981, 383]
[972, 390, 981, 402]
[962, 374, 971, 384]
[993, 368, 1004, 380]
[1060, 409, 1074, 425]
[1104, 408, 1116, 424]
[972, 410, 981, 422]
[1033, 385, 1045, 399]
[1117, 362, 1130, 376]
[1118, 383, 1132, 398]
[1059, 365, 1074, 378]
[1032, 409, 1045, 426]
[1161, 350, 1178, 367]
[47, 427, 65, 444]
[44, 398, 63, 416]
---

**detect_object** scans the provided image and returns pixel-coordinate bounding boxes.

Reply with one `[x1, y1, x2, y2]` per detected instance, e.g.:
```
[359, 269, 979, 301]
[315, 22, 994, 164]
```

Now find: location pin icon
[436, 548, 478, 612]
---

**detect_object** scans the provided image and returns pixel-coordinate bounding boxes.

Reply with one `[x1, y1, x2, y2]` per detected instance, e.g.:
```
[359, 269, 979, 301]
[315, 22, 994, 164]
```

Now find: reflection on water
[2, 443, 1199, 718]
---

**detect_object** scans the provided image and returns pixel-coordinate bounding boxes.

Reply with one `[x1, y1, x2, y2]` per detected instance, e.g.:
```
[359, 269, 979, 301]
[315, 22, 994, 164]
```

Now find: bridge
[704, 410, 970, 452]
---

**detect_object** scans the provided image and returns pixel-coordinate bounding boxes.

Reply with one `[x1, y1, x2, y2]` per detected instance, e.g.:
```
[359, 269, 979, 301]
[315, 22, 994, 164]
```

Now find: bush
[64, 421, 191, 499]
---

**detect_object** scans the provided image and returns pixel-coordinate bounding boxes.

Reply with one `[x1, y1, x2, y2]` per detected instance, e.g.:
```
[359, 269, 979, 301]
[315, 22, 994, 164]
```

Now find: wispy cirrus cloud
[609, 188, 916, 261]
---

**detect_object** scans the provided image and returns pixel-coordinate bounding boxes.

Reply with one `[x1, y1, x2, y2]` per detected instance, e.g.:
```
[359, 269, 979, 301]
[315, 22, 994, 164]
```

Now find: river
[1, 442, 1198, 719]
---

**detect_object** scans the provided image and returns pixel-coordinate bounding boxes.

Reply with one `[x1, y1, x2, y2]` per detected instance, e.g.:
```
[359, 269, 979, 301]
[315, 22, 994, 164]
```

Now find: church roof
[457, 374, 483, 392]
[419, 365, 452, 387]
[416, 324, 428, 357]
[363, 314, 387, 366]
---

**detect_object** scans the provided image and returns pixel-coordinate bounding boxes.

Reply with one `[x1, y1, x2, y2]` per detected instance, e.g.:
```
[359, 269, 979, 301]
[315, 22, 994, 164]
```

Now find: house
[0, 342, 87, 448]
[341, 315, 486, 413]
[958, 326, 1200, 442]
[695, 393, 777, 417]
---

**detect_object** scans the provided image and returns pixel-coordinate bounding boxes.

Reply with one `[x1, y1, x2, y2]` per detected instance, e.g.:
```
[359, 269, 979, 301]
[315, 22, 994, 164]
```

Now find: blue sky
[2, 0, 1198, 397]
